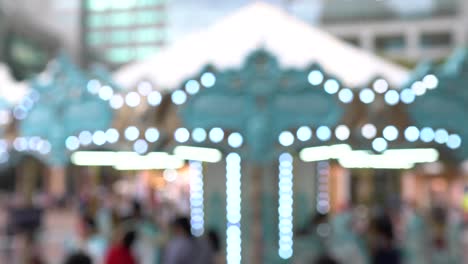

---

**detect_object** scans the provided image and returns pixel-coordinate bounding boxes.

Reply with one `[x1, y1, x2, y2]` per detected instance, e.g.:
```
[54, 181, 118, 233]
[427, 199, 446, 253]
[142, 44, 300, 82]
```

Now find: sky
[167, 0, 323, 41]
[166, 0, 438, 41]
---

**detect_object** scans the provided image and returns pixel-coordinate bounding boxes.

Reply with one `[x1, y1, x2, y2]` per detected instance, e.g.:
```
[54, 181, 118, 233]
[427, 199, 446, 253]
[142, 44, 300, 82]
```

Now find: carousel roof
[0, 63, 29, 104]
[114, 2, 409, 90]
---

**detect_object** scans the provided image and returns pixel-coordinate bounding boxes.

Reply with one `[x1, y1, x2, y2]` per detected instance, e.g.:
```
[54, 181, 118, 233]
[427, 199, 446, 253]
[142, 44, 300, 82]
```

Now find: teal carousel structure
[105, 3, 465, 263]
[106, 4, 466, 263]
[2, 3, 467, 264]
[1, 54, 116, 198]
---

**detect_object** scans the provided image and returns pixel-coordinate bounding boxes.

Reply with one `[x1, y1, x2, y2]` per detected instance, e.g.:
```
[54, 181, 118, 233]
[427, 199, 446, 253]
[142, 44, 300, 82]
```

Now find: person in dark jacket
[64, 252, 92, 264]
[370, 214, 401, 264]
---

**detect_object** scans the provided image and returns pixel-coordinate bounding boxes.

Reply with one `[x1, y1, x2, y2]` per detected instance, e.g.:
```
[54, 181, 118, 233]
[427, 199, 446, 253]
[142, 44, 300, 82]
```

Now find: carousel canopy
[114, 2, 409, 90]
[0, 63, 29, 104]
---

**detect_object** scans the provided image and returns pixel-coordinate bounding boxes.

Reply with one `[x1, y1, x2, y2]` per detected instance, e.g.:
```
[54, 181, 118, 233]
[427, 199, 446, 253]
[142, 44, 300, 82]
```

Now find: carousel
[0, 3, 466, 264]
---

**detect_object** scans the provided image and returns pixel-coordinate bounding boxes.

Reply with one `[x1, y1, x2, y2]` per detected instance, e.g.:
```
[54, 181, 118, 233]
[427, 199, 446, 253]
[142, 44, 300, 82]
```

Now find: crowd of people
[3, 190, 221, 264]
[294, 203, 468, 264]
[3, 189, 468, 264]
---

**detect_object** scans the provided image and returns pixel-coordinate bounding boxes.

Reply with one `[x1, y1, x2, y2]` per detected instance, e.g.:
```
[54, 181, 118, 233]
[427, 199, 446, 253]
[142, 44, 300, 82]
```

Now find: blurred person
[105, 230, 138, 264]
[66, 215, 108, 264]
[462, 218, 468, 262]
[370, 213, 401, 264]
[64, 251, 93, 264]
[313, 254, 340, 264]
[206, 230, 221, 263]
[25, 231, 46, 264]
[294, 213, 329, 263]
[8, 195, 43, 238]
[428, 207, 458, 264]
[446, 205, 463, 263]
[329, 206, 368, 264]
[162, 217, 196, 264]
[7, 194, 44, 264]
[401, 201, 427, 264]
[128, 200, 163, 264]
[194, 229, 221, 264]
[96, 191, 117, 240]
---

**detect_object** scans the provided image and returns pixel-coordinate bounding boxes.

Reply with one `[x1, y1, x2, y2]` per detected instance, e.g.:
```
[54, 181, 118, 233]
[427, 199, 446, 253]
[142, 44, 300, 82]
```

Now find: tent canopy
[114, 2, 409, 90]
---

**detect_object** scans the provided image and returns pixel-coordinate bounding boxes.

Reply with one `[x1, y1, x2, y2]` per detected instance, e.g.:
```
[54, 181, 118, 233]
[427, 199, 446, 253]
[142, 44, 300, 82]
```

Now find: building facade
[0, 0, 61, 79]
[83, 0, 167, 66]
[320, 0, 468, 64]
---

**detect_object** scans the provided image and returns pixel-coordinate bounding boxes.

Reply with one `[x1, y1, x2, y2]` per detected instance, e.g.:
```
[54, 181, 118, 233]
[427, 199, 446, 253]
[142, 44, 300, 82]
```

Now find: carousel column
[356, 169, 374, 206]
[48, 166, 66, 200]
[239, 162, 249, 263]
[277, 153, 294, 262]
[16, 158, 38, 202]
[293, 160, 316, 231]
[204, 161, 227, 240]
[244, 164, 262, 264]
[246, 161, 278, 264]
[262, 158, 280, 263]
[225, 153, 242, 264]
[89, 166, 101, 192]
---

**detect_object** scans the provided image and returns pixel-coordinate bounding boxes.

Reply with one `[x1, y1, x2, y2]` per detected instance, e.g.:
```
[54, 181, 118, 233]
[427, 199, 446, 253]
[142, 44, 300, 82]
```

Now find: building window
[138, 0, 164, 6]
[85, 0, 166, 65]
[137, 11, 165, 25]
[420, 32, 452, 48]
[110, 30, 131, 44]
[112, 0, 138, 10]
[87, 14, 107, 28]
[375, 35, 405, 52]
[106, 48, 135, 63]
[86, 32, 106, 46]
[86, 0, 111, 12]
[133, 28, 165, 43]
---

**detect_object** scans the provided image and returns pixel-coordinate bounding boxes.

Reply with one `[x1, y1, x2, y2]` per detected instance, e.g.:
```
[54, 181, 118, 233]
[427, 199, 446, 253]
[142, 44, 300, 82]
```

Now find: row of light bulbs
[66, 127, 160, 154]
[87, 71, 217, 110]
[0, 136, 52, 164]
[278, 124, 462, 152]
[174, 127, 243, 148]
[67, 125, 245, 155]
[67, 122, 461, 156]
[308, 70, 438, 105]
[88, 69, 437, 113]
[11, 69, 455, 159]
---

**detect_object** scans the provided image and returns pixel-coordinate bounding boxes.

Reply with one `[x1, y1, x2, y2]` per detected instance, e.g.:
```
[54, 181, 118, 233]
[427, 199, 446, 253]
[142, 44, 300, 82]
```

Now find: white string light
[66, 136, 80, 151]
[201, 72, 216, 87]
[316, 161, 330, 214]
[190, 161, 204, 237]
[324, 79, 340, 94]
[278, 153, 294, 260]
[279, 131, 295, 146]
[296, 126, 313, 142]
[308, 70, 324, 86]
[226, 153, 242, 264]
[228, 132, 243, 148]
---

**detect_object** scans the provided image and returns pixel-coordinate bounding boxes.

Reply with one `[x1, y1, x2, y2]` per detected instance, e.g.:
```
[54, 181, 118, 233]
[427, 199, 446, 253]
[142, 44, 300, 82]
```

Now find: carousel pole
[23, 158, 37, 203]
[16, 157, 37, 203]
[48, 166, 66, 201]
[250, 164, 264, 264]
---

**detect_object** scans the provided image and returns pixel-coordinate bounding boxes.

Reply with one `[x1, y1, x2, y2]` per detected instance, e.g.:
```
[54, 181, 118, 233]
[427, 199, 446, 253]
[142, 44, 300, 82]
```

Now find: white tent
[0, 64, 29, 105]
[114, 2, 409, 90]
